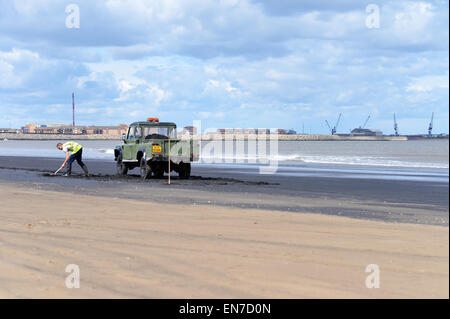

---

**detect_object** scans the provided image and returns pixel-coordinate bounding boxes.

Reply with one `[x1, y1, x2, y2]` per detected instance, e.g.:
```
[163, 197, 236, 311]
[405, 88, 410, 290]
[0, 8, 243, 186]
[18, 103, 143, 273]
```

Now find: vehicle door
[123, 125, 137, 160]
[131, 126, 143, 159]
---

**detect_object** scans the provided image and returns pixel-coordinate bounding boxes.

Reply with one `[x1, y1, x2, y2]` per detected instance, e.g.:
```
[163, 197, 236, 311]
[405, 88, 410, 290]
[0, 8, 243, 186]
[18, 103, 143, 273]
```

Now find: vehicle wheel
[140, 158, 151, 179]
[116, 157, 128, 176]
[153, 167, 164, 179]
[178, 162, 191, 179]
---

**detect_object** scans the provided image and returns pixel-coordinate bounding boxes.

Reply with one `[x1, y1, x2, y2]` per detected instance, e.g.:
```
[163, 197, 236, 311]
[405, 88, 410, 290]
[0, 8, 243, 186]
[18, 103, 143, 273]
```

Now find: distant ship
[349, 115, 383, 136]
[350, 128, 383, 136]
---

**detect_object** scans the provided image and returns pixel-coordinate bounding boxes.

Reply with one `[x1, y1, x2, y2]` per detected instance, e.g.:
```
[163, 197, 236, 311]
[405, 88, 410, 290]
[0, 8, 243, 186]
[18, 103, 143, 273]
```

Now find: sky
[0, 0, 448, 134]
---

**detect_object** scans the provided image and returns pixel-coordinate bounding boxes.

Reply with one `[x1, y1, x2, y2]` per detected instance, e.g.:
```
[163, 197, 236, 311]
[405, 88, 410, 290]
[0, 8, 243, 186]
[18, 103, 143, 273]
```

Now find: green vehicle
[114, 118, 199, 179]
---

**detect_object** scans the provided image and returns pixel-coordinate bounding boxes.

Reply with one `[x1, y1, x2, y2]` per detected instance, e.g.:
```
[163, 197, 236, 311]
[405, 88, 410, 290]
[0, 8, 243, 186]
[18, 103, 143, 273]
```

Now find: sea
[0, 139, 448, 183]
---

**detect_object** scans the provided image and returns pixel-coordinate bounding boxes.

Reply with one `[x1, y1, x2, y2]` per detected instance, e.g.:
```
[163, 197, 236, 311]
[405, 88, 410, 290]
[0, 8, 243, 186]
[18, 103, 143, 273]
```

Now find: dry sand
[0, 183, 448, 298]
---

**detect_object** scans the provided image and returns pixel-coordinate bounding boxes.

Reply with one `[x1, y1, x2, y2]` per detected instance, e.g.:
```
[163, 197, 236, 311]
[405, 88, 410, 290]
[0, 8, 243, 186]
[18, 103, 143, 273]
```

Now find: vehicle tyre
[116, 156, 128, 176]
[140, 157, 152, 179]
[178, 162, 191, 179]
[153, 166, 164, 179]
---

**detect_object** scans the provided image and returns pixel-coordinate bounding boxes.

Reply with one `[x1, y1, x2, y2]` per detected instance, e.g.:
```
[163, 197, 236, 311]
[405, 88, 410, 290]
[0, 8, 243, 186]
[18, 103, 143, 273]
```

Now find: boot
[82, 164, 89, 177]
[65, 164, 72, 176]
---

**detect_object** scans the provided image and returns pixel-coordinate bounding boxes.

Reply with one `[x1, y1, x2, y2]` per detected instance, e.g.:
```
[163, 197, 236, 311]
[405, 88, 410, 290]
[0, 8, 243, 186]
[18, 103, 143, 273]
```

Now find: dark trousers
[67, 148, 86, 174]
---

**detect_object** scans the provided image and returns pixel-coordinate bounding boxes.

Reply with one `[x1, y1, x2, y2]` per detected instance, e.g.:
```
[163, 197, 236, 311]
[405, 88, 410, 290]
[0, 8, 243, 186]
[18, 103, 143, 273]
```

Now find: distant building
[182, 126, 198, 135]
[215, 128, 275, 135]
[350, 128, 383, 136]
[0, 128, 19, 134]
[244, 129, 257, 134]
[84, 125, 128, 135]
[21, 123, 128, 135]
[273, 129, 297, 135]
[257, 129, 270, 135]
[22, 123, 71, 134]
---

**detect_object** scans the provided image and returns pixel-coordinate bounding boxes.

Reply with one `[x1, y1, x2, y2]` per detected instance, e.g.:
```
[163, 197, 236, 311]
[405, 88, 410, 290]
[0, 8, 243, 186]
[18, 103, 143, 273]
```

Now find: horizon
[2, 119, 449, 136]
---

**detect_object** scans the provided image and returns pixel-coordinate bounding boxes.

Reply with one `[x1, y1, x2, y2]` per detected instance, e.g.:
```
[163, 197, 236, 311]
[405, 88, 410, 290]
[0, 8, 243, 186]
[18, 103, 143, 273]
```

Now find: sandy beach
[0, 180, 448, 298]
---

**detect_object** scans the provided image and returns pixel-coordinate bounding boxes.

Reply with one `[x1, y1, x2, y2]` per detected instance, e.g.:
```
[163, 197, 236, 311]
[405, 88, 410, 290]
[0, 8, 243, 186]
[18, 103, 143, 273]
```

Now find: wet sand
[0, 155, 448, 298]
[0, 156, 448, 225]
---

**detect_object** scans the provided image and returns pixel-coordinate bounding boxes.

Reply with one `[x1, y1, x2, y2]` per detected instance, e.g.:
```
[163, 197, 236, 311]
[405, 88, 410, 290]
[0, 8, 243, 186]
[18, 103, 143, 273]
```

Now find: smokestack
[72, 92, 75, 127]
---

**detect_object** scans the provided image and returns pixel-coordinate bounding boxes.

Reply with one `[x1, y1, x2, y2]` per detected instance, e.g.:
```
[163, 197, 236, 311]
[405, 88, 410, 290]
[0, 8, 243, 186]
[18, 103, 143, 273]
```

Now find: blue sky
[0, 0, 448, 134]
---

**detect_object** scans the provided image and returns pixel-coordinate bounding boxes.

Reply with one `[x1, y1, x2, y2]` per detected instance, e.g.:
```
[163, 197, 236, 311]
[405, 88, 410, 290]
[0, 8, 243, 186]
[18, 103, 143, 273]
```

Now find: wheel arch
[136, 148, 147, 162]
[114, 147, 122, 161]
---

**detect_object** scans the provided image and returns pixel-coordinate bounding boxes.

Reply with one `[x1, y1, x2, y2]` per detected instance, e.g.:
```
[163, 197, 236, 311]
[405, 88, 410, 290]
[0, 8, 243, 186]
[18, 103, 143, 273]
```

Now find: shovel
[52, 167, 63, 175]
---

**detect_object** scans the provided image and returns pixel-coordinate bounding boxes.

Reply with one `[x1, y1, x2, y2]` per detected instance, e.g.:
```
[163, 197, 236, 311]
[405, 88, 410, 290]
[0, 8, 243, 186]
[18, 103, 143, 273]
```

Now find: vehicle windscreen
[127, 126, 143, 139]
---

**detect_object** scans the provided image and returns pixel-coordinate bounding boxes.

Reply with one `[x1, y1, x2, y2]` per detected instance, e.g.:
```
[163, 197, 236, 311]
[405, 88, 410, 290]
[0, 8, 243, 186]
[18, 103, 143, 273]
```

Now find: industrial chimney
[72, 92, 75, 127]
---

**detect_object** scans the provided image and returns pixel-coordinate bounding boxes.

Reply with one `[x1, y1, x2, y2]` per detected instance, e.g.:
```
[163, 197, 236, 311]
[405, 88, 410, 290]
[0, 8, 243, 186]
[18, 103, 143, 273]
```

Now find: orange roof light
[147, 117, 159, 122]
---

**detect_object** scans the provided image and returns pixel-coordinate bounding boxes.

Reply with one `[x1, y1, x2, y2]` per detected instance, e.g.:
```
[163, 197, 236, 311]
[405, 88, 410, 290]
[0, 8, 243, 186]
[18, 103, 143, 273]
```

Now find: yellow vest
[63, 141, 82, 154]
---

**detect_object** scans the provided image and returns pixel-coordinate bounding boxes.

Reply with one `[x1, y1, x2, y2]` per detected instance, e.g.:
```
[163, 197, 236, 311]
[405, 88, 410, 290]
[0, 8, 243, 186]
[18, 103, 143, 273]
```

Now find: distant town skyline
[0, 0, 448, 134]
[1, 111, 444, 136]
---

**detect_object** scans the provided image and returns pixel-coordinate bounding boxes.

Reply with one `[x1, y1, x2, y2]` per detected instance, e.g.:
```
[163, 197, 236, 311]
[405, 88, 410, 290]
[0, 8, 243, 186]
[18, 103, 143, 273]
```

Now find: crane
[360, 115, 370, 129]
[325, 113, 341, 135]
[393, 113, 399, 136]
[428, 112, 434, 136]
[325, 120, 332, 134]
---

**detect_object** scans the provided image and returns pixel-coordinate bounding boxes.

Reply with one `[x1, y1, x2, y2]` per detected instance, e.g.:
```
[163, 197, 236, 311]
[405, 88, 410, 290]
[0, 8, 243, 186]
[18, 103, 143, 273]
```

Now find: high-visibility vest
[63, 141, 82, 154]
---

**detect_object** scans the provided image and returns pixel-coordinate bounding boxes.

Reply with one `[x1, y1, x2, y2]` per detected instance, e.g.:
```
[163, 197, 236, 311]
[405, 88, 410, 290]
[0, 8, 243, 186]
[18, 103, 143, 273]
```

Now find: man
[56, 141, 89, 176]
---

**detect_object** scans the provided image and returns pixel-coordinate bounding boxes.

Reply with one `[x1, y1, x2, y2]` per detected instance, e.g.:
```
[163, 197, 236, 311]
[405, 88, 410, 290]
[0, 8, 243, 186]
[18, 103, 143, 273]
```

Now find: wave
[96, 148, 115, 155]
[85, 148, 448, 169]
[199, 153, 449, 169]
[296, 155, 449, 169]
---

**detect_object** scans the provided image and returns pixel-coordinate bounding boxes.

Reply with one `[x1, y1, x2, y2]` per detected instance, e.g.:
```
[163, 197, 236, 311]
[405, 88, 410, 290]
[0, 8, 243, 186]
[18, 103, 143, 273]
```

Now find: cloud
[406, 75, 449, 92]
[1, 0, 446, 61]
[0, 0, 448, 134]
[0, 48, 40, 89]
[251, 0, 369, 15]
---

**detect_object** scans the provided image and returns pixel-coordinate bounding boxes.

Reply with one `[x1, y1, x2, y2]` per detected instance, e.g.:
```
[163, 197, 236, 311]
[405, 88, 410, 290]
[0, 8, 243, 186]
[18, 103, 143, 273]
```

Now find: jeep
[114, 118, 199, 179]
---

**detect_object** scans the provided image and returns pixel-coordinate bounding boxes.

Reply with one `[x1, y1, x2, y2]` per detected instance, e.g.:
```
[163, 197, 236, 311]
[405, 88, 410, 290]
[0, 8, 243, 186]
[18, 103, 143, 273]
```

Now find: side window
[128, 126, 136, 139]
[135, 126, 143, 138]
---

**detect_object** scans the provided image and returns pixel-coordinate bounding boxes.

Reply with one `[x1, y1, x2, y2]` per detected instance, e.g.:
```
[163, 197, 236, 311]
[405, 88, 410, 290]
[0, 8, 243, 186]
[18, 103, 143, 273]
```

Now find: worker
[56, 141, 89, 176]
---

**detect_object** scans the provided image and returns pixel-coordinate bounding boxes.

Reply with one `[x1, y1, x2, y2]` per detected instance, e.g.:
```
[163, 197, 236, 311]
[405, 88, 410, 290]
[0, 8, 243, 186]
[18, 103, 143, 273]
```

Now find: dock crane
[360, 115, 370, 129]
[325, 120, 332, 134]
[393, 113, 399, 136]
[325, 113, 341, 135]
[428, 112, 434, 136]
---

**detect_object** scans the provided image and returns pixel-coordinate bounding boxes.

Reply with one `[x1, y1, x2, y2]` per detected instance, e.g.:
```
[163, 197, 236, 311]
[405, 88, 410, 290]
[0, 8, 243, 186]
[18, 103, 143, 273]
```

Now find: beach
[0, 182, 448, 298]
[0, 154, 448, 298]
